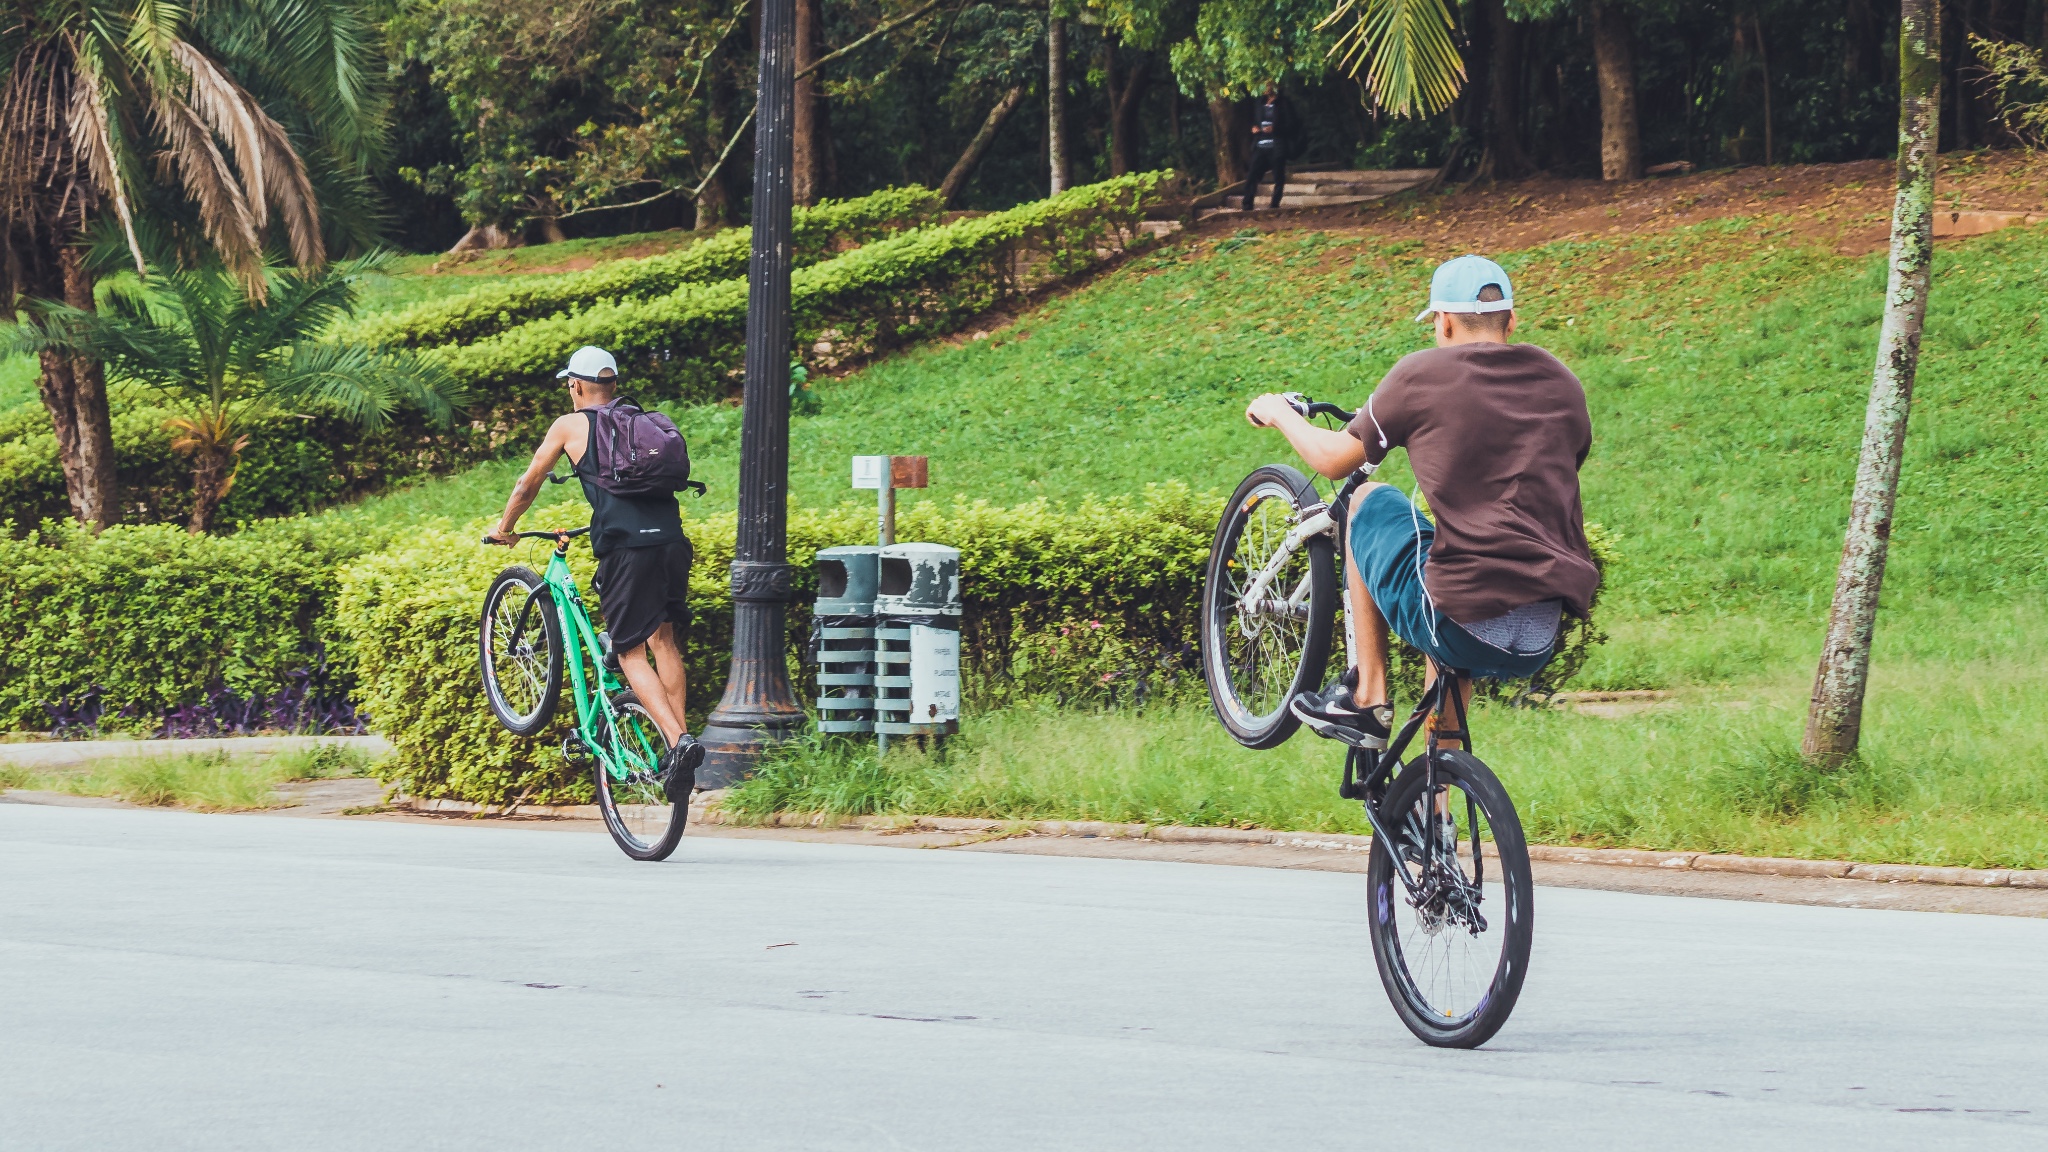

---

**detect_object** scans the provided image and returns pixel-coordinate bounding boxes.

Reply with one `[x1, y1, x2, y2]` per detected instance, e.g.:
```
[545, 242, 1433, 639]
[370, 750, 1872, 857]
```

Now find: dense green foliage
[424, 172, 1171, 414]
[0, 177, 1161, 531]
[337, 479, 1610, 804]
[0, 519, 386, 730]
[340, 187, 945, 350]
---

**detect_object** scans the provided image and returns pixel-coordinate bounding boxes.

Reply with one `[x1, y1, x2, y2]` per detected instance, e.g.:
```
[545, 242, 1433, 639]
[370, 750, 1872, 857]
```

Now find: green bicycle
[478, 524, 686, 860]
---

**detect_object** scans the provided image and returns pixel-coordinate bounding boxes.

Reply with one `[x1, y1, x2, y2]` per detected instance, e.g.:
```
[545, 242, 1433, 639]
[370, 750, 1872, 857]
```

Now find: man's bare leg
[1344, 482, 1393, 709]
[618, 641, 683, 746]
[642, 623, 689, 733]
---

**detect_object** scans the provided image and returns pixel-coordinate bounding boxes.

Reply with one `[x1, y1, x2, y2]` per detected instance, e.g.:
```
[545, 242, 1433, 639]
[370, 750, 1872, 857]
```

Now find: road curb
[395, 796, 2047, 889]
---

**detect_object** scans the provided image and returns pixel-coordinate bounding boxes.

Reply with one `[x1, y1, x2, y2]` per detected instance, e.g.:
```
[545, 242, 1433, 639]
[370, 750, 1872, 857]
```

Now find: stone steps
[1198, 168, 1435, 218]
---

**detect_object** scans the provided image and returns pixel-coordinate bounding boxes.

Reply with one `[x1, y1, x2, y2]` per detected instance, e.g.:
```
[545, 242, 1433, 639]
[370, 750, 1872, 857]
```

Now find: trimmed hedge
[427, 172, 1173, 413]
[335, 484, 1215, 805]
[339, 186, 944, 352]
[0, 519, 388, 731]
[0, 390, 443, 531]
[334, 483, 1613, 806]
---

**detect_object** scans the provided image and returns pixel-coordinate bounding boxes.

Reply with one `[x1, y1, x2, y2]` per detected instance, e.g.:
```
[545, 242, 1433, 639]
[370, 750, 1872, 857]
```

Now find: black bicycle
[1202, 394, 1534, 1048]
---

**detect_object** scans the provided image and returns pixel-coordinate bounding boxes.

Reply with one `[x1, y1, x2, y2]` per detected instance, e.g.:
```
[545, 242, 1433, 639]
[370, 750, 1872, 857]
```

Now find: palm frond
[167, 40, 268, 226]
[1319, 0, 1466, 119]
[169, 38, 324, 268]
[251, 106, 323, 267]
[66, 39, 149, 276]
[148, 86, 264, 294]
[267, 340, 467, 431]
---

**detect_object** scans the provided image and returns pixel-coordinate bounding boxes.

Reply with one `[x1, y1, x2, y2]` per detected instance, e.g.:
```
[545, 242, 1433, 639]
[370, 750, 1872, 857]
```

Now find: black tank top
[573, 410, 684, 557]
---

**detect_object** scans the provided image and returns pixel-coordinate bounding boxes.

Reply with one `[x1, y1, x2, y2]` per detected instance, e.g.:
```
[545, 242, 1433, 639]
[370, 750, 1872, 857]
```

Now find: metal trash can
[873, 543, 962, 737]
[812, 545, 879, 734]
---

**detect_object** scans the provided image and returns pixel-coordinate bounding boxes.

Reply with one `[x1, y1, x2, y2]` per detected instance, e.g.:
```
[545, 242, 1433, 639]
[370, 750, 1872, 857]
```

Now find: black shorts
[592, 537, 693, 654]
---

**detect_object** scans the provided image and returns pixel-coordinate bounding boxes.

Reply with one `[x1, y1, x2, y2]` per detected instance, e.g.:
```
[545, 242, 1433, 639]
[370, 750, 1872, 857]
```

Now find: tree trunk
[695, 175, 730, 231]
[1754, 13, 1775, 165]
[793, 0, 829, 205]
[35, 248, 118, 530]
[1105, 38, 1149, 178]
[941, 85, 1029, 205]
[1590, 2, 1643, 180]
[1802, 0, 1941, 766]
[1482, 0, 1533, 179]
[1047, 17, 1070, 195]
[448, 223, 519, 253]
[1208, 96, 1247, 188]
[187, 444, 231, 534]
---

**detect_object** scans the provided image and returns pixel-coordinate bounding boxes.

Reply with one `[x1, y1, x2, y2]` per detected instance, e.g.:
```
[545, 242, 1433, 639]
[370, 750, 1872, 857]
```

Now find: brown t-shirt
[1346, 342, 1599, 621]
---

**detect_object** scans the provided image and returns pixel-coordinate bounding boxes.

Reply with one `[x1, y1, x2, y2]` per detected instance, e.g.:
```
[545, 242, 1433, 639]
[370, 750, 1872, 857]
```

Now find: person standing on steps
[1243, 256, 1600, 751]
[1241, 84, 1292, 212]
[488, 345, 705, 796]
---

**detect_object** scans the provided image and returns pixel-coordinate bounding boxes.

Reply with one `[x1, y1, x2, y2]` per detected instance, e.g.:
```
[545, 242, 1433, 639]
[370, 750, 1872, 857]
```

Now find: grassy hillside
[336, 215, 2048, 692]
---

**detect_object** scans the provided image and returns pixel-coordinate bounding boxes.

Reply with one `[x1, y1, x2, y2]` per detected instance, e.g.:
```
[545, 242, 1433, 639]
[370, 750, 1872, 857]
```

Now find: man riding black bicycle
[1244, 255, 1599, 748]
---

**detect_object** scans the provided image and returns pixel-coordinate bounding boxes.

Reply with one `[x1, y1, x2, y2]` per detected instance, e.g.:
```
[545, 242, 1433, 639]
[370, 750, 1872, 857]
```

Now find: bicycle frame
[533, 542, 662, 785]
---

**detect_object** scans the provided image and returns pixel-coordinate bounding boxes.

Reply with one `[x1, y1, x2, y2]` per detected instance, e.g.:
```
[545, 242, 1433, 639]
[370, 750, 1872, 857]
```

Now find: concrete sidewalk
[3, 803, 2043, 1150]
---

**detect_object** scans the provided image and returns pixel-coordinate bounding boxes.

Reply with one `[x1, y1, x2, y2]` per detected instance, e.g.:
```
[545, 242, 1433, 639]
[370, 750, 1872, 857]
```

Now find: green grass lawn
[0, 742, 376, 811]
[727, 635, 2048, 870]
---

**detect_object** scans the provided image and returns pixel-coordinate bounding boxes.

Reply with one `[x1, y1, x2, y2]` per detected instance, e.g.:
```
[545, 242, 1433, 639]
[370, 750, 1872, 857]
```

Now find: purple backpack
[584, 398, 698, 497]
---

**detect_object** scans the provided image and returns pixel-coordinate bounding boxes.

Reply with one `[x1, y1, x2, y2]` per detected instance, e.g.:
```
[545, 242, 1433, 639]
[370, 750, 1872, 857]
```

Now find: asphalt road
[3, 804, 2042, 1151]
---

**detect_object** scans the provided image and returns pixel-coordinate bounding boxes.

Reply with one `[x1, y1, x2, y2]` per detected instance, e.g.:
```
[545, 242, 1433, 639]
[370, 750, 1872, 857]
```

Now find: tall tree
[1477, 0, 1533, 178]
[1802, 0, 1942, 765]
[1048, 11, 1071, 193]
[793, 0, 831, 204]
[0, 0, 380, 530]
[1104, 32, 1150, 176]
[1590, 1, 1642, 179]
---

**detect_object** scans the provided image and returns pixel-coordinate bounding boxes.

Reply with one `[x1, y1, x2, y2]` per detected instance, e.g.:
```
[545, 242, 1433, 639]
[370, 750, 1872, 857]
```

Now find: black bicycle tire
[1367, 749, 1534, 1048]
[594, 690, 686, 861]
[480, 566, 564, 737]
[1201, 464, 1337, 749]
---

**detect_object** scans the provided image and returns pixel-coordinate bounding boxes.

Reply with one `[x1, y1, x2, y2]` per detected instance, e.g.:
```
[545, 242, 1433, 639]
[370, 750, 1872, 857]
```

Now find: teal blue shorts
[1347, 485, 1556, 681]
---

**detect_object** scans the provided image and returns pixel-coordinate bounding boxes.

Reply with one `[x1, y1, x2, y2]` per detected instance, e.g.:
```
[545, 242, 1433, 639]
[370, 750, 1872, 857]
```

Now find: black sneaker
[660, 735, 705, 804]
[1291, 674, 1393, 749]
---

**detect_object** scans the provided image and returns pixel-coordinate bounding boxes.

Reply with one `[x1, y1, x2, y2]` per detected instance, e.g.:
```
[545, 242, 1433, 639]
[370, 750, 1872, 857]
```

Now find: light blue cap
[1415, 254, 1514, 322]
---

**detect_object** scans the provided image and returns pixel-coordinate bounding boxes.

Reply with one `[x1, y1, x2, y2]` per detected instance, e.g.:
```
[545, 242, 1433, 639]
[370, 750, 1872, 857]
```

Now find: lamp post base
[697, 705, 806, 790]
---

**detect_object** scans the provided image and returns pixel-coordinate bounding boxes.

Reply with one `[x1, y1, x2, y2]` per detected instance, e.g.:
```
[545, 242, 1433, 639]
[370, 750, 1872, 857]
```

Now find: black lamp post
[698, 0, 805, 787]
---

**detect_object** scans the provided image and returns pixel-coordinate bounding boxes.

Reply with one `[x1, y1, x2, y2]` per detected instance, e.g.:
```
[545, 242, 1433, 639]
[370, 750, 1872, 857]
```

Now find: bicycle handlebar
[1279, 391, 1356, 423]
[483, 526, 592, 545]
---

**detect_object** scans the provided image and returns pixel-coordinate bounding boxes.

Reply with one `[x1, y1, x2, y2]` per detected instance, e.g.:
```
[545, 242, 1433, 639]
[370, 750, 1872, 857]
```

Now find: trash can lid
[816, 545, 882, 615]
[876, 542, 961, 614]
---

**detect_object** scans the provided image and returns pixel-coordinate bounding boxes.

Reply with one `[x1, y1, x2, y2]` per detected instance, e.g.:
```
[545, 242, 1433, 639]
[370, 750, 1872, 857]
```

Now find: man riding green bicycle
[488, 345, 704, 796]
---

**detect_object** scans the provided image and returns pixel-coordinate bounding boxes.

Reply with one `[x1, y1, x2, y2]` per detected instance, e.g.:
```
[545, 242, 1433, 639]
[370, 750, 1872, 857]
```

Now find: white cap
[557, 346, 617, 381]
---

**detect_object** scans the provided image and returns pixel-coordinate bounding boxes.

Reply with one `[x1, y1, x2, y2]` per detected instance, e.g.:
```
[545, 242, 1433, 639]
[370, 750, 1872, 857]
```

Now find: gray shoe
[1291, 675, 1393, 749]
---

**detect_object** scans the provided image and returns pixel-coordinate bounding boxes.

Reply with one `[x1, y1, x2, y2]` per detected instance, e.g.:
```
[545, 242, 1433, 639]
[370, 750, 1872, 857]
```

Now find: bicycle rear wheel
[1367, 750, 1534, 1048]
[480, 566, 563, 736]
[1202, 465, 1337, 748]
[593, 690, 686, 861]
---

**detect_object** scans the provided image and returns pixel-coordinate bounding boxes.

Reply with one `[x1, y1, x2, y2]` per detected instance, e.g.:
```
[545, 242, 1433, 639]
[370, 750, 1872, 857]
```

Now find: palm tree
[1320, 0, 1467, 117]
[0, 0, 385, 529]
[7, 256, 467, 533]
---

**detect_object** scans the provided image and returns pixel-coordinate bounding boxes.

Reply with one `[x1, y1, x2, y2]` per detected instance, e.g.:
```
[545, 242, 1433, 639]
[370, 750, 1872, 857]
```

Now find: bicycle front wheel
[593, 691, 686, 861]
[1367, 750, 1534, 1048]
[1202, 465, 1337, 748]
[480, 566, 563, 736]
